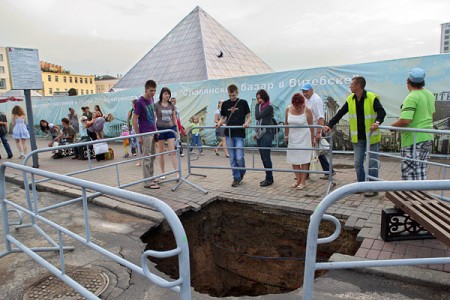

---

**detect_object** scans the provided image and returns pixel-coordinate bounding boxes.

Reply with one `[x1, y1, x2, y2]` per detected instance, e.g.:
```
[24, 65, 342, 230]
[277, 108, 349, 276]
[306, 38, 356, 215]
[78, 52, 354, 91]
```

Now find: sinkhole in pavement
[141, 200, 360, 297]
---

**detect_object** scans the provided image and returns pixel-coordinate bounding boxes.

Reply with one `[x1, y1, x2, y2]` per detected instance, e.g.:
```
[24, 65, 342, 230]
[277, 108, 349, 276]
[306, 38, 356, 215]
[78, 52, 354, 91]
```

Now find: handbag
[318, 137, 330, 154]
[104, 147, 115, 160]
[93, 142, 109, 155]
[309, 150, 320, 179]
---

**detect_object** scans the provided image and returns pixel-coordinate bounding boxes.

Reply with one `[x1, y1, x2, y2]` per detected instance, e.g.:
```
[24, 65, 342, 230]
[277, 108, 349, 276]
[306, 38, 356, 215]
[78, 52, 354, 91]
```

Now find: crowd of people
[0, 68, 436, 193]
[212, 68, 435, 193]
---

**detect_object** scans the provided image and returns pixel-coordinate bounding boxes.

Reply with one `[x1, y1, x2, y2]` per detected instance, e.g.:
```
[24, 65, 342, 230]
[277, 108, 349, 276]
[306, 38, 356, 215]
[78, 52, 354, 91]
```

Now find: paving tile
[381, 242, 396, 252]
[378, 250, 392, 260]
[431, 248, 446, 257]
[360, 238, 375, 249]
[391, 252, 404, 259]
[372, 239, 385, 251]
[393, 243, 407, 254]
[355, 247, 369, 258]
[366, 249, 380, 259]
[416, 246, 432, 258]
[405, 245, 421, 258]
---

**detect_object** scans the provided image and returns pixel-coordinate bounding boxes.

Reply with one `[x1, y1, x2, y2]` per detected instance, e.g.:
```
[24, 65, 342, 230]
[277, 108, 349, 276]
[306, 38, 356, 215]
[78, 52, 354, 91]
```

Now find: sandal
[290, 182, 299, 188]
[144, 183, 160, 189]
[297, 184, 305, 190]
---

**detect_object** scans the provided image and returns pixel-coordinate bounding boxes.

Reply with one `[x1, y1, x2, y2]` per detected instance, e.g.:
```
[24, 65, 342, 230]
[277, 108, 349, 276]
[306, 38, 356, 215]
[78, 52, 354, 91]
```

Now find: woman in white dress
[11, 105, 30, 158]
[284, 93, 314, 190]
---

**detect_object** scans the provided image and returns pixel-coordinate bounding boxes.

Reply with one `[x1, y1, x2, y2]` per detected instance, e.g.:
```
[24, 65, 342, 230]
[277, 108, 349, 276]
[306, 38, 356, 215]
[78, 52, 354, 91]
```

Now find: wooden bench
[381, 190, 450, 247]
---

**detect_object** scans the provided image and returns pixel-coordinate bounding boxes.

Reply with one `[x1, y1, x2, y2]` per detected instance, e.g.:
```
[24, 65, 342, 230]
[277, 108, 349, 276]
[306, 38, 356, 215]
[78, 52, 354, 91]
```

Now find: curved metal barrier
[173, 124, 335, 194]
[302, 180, 450, 300]
[0, 162, 191, 300]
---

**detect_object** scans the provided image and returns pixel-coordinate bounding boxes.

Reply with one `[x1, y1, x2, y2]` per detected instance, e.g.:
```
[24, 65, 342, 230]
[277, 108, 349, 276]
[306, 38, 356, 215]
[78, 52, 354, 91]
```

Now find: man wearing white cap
[301, 83, 335, 180]
[391, 68, 435, 180]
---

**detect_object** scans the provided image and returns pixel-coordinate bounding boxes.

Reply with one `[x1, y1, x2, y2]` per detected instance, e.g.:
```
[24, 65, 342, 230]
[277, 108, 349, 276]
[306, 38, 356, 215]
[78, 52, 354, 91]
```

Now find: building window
[84, 78, 88, 84]
[0, 66, 4, 74]
[48, 75, 52, 82]
[89, 78, 93, 84]
[91, 90, 93, 94]
[445, 46, 449, 51]
[75, 77, 78, 83]
[63, 76, 67, 83]
[69, 77, 72, 83]
[0, 54, 3, 62]
[445, 41, 449, 45]
[49, 88, 53, 95]
[56, 88, 60, 92]
[55, 76, 59, 82]
[81, 89, 84, 95]
[446, 29, 450, 34]
[0, 78, 6, 89]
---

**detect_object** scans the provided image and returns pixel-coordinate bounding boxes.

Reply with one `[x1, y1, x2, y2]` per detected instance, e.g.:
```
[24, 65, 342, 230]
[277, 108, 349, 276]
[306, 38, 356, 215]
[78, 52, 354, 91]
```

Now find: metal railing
[302, 179, 450, 300]
[0, 162, 191, 300]
[173, 125, 335, 194]
[21, 129, 203, 195]
[366, 126, 450, 201]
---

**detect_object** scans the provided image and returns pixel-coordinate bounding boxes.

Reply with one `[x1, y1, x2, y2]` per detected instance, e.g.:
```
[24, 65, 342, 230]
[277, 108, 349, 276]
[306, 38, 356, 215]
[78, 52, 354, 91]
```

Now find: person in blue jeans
[254, 89, 274, 187]
[323, 76, 386, 197]
[0, 111, 13, 159]
[216, 84, 251, 187]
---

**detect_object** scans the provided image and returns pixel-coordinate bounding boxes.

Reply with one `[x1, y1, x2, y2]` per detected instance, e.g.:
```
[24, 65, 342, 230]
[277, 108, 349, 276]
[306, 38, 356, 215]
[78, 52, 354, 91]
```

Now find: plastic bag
[309, 151, 320, 179]
[318, 137, 330, 155]
[93, 142, 109, 155]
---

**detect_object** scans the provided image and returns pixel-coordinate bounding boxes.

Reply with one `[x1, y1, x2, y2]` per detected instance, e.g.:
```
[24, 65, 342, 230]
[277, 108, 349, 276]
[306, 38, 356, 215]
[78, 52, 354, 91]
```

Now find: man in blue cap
[391, 68, 435, 180]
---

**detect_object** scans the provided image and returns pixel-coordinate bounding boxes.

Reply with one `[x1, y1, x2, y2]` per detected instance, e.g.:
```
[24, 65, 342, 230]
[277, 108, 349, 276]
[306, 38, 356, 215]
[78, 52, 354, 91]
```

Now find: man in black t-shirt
[216, 84, 251, 187]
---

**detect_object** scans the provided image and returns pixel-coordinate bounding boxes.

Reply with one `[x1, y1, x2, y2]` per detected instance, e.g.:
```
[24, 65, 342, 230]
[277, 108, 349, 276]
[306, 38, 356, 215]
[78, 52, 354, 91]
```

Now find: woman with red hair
[284, 93, 314, 190]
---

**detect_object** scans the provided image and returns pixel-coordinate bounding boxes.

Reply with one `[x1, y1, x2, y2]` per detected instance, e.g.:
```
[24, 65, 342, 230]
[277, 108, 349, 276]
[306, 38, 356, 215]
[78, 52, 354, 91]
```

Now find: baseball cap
[408, 68, 425, 83]
[301, 83, 313, 91]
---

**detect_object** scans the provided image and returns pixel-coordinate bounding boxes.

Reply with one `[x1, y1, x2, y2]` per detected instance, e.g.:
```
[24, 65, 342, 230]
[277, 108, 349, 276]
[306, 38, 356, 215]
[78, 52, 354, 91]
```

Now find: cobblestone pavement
[3, 137, 450, 275]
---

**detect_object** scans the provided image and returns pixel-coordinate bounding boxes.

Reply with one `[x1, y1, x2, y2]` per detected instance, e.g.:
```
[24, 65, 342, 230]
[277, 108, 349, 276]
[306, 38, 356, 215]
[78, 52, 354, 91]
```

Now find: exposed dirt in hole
[141, 200, 360, 297]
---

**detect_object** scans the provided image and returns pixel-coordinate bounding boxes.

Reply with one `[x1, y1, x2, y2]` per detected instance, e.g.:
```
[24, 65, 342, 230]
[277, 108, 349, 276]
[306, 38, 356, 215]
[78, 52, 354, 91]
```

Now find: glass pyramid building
[114, 6, 273, 89]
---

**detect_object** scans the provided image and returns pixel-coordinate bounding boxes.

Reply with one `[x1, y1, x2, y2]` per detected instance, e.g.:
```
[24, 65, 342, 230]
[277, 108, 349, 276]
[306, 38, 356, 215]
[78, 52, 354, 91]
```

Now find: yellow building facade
[40, 61, 96, 96]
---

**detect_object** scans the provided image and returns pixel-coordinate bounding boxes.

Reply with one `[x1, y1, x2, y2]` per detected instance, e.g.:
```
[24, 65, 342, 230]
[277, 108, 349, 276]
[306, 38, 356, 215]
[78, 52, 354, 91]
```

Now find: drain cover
[23, 266, 109, 300]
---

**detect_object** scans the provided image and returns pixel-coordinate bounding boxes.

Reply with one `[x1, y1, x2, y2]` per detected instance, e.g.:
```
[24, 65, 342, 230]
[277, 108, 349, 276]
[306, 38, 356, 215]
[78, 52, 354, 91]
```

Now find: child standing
[189, 115, 203, 155]
[121, 125, 130, 158]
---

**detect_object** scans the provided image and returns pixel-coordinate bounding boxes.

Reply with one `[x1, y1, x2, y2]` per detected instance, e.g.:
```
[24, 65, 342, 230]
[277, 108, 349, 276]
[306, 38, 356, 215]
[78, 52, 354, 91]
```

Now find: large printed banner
[3, 54, 449, 143]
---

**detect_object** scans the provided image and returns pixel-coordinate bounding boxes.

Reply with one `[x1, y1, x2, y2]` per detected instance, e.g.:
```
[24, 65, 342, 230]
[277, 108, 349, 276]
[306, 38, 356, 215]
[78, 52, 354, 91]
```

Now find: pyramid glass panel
[114, 6, 273, 89]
